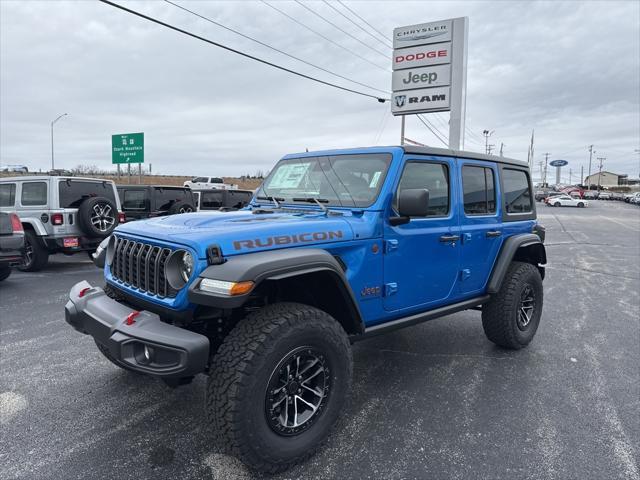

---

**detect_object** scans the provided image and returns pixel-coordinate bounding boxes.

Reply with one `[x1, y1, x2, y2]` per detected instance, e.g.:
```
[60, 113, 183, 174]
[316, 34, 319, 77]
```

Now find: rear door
[383, 155, 461, 312]
[458, 160, 503, 295]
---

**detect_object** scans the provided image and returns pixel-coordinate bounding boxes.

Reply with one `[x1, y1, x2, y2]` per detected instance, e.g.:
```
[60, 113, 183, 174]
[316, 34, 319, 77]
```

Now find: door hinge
[460, 269, 471, 281]
[384, 239, 399, 253]
[384, 282, 398, 296]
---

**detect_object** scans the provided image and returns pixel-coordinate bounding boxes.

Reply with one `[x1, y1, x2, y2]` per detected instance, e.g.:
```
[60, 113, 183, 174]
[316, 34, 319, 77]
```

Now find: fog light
[144, 345, 153, 362]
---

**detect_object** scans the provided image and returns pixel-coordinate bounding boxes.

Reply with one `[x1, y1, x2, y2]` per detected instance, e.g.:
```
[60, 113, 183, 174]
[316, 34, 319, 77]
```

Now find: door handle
[439, 234, 461, 243]
[486, 231, 502, 238]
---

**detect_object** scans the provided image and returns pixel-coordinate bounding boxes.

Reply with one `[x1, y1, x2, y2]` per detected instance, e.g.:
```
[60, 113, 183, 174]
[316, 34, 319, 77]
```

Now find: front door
[383, 156, 461, 312]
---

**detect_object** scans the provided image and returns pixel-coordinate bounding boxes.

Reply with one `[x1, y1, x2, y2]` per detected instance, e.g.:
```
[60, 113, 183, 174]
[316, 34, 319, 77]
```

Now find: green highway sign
[112, 132, 144, 164]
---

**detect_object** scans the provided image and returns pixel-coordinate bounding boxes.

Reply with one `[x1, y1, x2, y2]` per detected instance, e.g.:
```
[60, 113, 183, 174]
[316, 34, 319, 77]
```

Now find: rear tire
[0, 266, 11, 281]
[482, 261, 543, 349]
[577, 202, 585, 208]
[168, 201, 195, 214]
[77, 197, 119, 238]
[18, 231, 49, 272]
[206, 302, 352, 473]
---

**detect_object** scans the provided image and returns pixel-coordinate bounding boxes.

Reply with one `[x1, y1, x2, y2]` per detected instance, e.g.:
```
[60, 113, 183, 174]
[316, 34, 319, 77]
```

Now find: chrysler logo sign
[393, 20, 452, 49]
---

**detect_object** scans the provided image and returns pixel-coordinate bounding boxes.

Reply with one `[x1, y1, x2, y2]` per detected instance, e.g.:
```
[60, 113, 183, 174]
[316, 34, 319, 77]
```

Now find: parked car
[184, 176, 238, 190]
[195, 189, 254, 211]
[65, 145, 546, 473]
[543, 193, 564, 205]
[0, 176, 124, 271]
[117, 185, 196, 221]
[597, 192, 612, 200]
[583, 191, 599, 200]
[0, 212, 24, 281]
[609, 192, 625, 201]
[0, 164, 28, 173]
[546, 194, 588, 207]
[629, 193, 640, 204]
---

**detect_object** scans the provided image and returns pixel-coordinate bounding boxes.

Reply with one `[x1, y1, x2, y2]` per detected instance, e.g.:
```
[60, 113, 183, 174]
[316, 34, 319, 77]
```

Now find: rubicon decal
[233, 231, 344, 250]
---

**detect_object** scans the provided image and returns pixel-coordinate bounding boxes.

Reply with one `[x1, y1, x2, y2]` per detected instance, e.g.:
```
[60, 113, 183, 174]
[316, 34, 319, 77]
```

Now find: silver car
[0, 176, 123, 271]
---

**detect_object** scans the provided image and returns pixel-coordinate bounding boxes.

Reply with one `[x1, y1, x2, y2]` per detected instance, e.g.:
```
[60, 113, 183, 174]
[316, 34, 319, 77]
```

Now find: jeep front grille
[110, 237, 176, 298]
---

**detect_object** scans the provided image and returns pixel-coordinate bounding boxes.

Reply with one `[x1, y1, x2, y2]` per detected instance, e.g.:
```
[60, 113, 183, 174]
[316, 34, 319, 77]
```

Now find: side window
[201, 191, 223, 209]
[502, 169, 533, 213]
[193, 177, 208, 183]
[395, 162, 449, 217]
[123, 190, 146, 210]
[462, 165, 496, 215]
[21, 182, 47, 206]
[0, 183, 16, 207]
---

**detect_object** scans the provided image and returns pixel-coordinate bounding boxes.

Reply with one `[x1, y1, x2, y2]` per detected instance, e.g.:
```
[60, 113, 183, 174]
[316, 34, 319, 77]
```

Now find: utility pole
[596, 157, 605, 192]
[543, 153, 551, 187]
[538, 161, 544, 185]
[482, 129, 494, 155]
[587, 145, 594, 188]
[569, 168, 572, 185]
[50, 113, 68, 171]
[499, 142, 504, 157]
[580, 165, 584, 186]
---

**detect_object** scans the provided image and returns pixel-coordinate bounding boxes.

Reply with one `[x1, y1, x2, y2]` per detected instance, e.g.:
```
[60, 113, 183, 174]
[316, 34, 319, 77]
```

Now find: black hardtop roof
[400, 145, 528, 168]
[116, 185, 189, 190]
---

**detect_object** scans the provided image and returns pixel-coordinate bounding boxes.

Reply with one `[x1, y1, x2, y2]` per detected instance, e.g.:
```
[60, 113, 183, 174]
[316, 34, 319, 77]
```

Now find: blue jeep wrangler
[65, 146, 546, 472]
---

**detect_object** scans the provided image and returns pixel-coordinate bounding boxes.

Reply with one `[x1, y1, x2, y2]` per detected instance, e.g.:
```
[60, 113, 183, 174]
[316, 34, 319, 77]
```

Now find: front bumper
[65, 281, 209, 378]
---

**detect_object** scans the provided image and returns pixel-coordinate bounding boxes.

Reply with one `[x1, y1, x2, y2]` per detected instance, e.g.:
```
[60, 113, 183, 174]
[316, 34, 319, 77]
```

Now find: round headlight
[180, 251, 194, 282]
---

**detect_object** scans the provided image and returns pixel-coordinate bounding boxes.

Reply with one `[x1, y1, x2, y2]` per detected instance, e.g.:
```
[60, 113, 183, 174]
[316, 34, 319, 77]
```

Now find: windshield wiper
[292, 197, 329, 214]
[256, 195, 284, 208]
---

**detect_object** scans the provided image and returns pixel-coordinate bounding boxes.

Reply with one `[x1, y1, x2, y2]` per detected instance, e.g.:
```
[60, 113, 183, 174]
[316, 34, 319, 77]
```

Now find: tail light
[10, 213, 23, 233]
[118, 212, 126, 224]
[51, 213, 64, 225]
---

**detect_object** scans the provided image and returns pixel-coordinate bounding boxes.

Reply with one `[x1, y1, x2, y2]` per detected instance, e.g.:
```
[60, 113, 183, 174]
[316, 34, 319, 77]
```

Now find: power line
[261, 1, 389, 72]
[164, 0, 388, 95]
[98, 0, 388, 103]
[417, 115, 448, 147]
[337, 0, 392, 46]
[321, 0, 392, 51]
[294, 0, 391, 60]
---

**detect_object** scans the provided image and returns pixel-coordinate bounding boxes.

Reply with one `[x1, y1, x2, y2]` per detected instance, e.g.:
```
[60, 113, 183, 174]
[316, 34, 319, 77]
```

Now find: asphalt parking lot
[1, 201, 638, 480]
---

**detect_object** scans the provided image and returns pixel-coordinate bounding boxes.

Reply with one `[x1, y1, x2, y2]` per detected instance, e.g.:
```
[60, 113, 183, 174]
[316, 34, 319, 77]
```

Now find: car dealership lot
[1, 201, 638, 480]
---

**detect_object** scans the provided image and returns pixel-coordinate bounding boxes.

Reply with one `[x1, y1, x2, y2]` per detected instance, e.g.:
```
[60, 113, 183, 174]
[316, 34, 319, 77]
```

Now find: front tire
[482, 261, 543, 349]
[577, 202, 585, 208]
[206, 302, 352, 473]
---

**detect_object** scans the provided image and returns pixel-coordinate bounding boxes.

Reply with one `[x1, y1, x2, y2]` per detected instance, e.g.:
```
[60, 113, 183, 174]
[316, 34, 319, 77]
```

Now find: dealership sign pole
[392, 17, 468, 150]
[549, 159, 568, 185]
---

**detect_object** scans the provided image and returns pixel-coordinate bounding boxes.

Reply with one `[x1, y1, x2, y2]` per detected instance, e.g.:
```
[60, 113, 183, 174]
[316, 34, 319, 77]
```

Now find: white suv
[0, 176, 123, 271]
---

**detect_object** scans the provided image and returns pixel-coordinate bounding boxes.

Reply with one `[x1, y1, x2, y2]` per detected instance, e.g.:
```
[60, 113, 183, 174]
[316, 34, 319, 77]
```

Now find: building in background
[583, 171, 628, 187]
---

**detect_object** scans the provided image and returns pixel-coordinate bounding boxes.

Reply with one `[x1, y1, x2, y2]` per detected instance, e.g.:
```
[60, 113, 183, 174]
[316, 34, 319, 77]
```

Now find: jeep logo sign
[392, 64, 451, 92]
[391, 87, 450, 114]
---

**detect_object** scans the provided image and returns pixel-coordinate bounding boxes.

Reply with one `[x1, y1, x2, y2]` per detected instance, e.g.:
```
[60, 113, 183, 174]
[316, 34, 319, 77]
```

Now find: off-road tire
[77, 196, 119, 238]
[0, 266, 11, 281]
[482, 261, 543, 349]
[206, 302, 352, 473]
[94, 340, 140, 373]
[18, 231, 49, 272]
[168, 201, 195, 214]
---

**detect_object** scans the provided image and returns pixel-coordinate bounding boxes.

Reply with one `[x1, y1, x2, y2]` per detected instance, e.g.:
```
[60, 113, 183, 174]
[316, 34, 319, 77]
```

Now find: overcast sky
[1, 0, 639, 181]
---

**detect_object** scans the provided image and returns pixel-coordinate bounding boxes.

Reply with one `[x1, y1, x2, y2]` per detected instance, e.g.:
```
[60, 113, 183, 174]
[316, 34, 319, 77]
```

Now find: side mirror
[398, 188, 430, 217]
[390, 189, 430, 226]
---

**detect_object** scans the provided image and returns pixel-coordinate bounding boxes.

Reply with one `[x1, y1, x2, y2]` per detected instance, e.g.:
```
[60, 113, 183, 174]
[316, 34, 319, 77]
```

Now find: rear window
[0, 183, 16, 207]
[227, 190, 252, 208]
[122, 190, 146, 210]
[154, 188, 192, 210]
[58, 180, 116, 208]
[22, 182, 48, 206]
[200, 191, 224, 209]
[211, 178, 223, 184]
[502, 169, 533, 213]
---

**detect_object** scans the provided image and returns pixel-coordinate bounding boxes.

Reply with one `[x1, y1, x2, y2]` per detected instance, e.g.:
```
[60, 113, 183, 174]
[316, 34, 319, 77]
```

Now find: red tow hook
[78, 287, 91, 298]
[125, 311, 140, 326]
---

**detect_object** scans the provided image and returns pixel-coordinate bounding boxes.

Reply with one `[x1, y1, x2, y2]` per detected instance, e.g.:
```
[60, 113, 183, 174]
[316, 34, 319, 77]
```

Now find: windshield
[258, 154, 392, 207]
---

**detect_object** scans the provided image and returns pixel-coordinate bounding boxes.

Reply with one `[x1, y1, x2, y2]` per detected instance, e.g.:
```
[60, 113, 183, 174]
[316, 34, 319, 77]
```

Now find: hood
[115, 210, 355, 258]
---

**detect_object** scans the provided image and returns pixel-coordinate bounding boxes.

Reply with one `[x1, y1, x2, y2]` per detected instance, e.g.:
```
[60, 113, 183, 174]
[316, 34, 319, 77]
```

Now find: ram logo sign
[391, 87, 450, 114]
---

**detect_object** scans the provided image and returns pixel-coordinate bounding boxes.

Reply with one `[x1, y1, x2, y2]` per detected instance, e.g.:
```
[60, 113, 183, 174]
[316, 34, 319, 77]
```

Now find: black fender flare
[188, 248, 364, 334]
[486, 233, 546, 294]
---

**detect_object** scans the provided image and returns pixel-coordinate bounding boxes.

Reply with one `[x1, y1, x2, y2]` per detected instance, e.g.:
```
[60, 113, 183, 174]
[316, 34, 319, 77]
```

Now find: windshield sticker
[369, 171, 382, 188]
[268, 163, 311, 189]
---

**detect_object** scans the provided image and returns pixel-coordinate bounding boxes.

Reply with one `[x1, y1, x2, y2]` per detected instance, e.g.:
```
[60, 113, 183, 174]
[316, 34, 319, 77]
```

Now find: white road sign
[393, 20, 452, 49]
[392, 64, 451, 91]
[391, 87, 451, 114]
[392, 43, 451, 71]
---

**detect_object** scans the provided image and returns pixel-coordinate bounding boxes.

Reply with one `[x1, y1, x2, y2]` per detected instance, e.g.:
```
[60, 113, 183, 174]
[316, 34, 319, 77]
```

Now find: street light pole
[50, 113, 68, 171]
